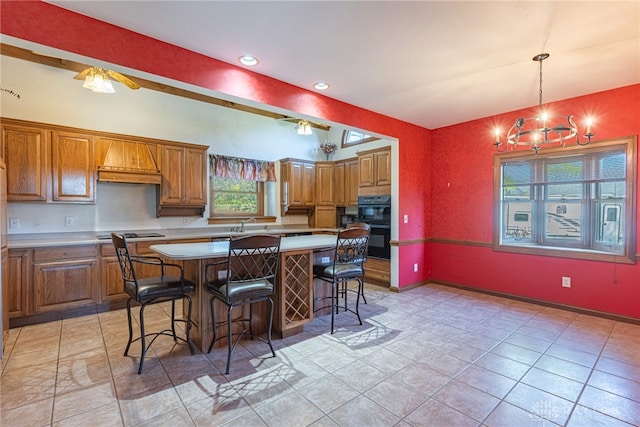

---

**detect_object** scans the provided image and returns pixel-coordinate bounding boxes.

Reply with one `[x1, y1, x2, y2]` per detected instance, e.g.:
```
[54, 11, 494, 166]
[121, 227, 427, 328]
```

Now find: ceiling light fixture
[82, 67, 115, 93]
[297, 120, 312, 135]
[238, 55, 259, 66]
[314, 82, 329, 90]
[493, 53, 594, 154]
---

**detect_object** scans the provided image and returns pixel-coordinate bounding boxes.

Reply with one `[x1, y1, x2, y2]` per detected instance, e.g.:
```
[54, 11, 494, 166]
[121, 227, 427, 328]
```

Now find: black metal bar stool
[205, 234, 281, 374]
[112, 233, 196, 374]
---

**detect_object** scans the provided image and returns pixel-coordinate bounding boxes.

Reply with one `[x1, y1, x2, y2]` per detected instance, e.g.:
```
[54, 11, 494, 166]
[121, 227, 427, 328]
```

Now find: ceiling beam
[0, 43, 330, 132]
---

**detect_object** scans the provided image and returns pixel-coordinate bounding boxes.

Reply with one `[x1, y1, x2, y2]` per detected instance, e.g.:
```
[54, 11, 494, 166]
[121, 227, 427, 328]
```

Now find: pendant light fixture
[493, 53, 594, 154]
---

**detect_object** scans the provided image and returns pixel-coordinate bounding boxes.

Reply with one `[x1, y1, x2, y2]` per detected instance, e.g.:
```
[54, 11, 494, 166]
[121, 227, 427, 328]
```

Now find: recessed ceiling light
[238, 55, 259, 66]
[314, 82, 329, 90]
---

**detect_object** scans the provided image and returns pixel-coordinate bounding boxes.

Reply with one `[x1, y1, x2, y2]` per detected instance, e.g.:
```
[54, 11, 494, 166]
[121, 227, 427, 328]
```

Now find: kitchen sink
[96, 232, 165, 240]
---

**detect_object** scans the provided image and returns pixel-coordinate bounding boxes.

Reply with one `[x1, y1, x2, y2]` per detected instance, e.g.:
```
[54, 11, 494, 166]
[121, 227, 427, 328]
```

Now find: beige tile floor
[1, 283, 639, 427]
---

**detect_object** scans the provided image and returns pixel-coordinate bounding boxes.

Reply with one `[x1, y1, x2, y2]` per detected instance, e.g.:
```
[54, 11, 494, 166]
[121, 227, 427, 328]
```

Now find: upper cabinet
[51, 130, 95, 203]
[358, 147, 391, 196]
[158, 144, 207, 217]
[315, 162, 335, 206]
[280, 158, 315, 214]
[1, 120, 95, 203]
[1, 122, 49, 201]
[335, 158, 358, 207]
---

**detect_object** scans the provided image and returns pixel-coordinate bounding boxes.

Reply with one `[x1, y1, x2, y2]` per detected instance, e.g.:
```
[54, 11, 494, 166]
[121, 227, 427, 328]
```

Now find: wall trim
[429, 279, 640, 325]
[389, 238, 428, 246]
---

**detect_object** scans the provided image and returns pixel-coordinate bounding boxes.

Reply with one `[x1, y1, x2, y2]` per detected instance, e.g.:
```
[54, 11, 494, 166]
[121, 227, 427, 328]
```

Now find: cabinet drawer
[34, 245, 97, 262]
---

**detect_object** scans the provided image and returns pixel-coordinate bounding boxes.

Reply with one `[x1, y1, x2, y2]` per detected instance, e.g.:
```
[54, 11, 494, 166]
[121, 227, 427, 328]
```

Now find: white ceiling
[47, 1, 639, 130]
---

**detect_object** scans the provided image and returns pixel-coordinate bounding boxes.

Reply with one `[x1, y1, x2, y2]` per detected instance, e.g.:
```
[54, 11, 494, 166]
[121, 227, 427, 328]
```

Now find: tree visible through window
[494, 136, 637, 263]
[212, 176, 261, 216]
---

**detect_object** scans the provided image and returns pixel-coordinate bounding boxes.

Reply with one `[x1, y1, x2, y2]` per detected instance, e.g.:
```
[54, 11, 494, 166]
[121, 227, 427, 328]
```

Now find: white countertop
[7, 227, 338, 249]
[150, 234, 338, 260]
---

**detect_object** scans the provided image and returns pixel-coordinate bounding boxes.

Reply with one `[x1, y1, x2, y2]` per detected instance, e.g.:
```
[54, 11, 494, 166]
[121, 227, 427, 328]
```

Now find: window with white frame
[494, 136, 637, 263]
[341, 129, 379, 147]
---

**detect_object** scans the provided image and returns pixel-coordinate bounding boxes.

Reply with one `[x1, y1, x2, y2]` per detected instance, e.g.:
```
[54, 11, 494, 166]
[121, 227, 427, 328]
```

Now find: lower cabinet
[364, 258, 390, 285]
[32, 246, 98, 313]
[7, 249, 29, 318]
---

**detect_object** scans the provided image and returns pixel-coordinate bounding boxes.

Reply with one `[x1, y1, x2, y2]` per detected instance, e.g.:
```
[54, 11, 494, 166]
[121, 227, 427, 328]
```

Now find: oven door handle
[369, 224, 391, 229]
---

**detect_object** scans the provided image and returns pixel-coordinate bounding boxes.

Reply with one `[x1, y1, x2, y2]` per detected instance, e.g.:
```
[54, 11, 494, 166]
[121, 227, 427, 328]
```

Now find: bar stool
[345, 222, 371, 304]
[313, 227, 369, 334]
[111, 233, 196, 374]
[205, 234, 281, 374]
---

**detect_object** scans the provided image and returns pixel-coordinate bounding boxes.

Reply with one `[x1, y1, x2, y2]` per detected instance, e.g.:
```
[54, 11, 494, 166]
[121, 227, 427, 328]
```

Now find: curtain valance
[209, 154, 276, 182]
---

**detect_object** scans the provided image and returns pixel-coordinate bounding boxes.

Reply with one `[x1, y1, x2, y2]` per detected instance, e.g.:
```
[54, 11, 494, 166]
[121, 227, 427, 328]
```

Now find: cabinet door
[7, 250, 29, 318]
[51, 131, 95, 202]
[184, 147, 206, 205]
[160, 145, 185, 204]
[334, 162, 346, 206]
[346, 159, 360, 206]
[315, 206, 336, 228]
[358, 153, 374, 187]
[288, 161, 304, 205]
[33, 259, 97, 313]
[374, 149, 391, 186]
[2, 124, 48, 201]
[2, 247, 8, 349]
[302, 162, 315, 206]
[101, 257, 126, 302]
[315, 162, 334, 206]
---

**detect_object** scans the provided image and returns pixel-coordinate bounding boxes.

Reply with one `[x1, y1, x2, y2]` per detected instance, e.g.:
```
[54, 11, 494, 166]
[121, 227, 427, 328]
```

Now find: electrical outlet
[321, 256, 331, 264]
[414, 263, 418, 272]
[65, 216, 75, 227]
[404, 214, 409, 223]
[9, 217, 19, 229]
[562, 276, 571, 288]
[183, 217, 189, 224]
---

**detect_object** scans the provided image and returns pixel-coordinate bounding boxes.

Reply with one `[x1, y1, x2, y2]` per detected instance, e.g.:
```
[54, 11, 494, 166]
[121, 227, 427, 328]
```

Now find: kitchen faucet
[240, 217, 256, 232]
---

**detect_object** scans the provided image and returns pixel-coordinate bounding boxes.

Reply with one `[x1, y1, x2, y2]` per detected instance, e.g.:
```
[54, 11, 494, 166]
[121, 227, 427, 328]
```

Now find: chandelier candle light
[493, 53, 594, 154]
[320, 142, 337, 160]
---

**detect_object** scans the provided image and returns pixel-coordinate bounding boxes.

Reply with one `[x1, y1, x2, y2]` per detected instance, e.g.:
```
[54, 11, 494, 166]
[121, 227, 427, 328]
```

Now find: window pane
[595, 201, 624, 245]
[212, 177, 259, 215]
[546, 183, 582, 200]
[598, 181, 625, 198]
[503, 201, 533, 240]
[598, 153, 625, 179]
[546, 160, 582, 182]
[503, 162, 532, 185]
[544, 202, 582, 240]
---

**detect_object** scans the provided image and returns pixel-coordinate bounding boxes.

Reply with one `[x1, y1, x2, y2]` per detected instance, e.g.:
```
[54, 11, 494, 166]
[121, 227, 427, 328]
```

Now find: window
[208, 154, 276, 221]
[211, 176, 262, 216]
[494, 136, 637, 263]
[341, 130, 379, 147]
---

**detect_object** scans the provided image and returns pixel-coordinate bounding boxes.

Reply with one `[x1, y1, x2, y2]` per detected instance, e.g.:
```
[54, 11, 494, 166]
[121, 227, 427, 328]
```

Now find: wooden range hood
[97, 139, 162, 185]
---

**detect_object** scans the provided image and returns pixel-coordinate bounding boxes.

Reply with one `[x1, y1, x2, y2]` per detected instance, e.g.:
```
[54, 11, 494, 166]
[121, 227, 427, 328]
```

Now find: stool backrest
[225, 234, 282, 286]
[111, 232, 139, 297]
[335, 228, 369, 267]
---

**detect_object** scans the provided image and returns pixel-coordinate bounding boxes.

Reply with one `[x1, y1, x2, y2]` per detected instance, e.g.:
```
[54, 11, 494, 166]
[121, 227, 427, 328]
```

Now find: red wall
[430, 85, 640, 319]
[0, 1, 432, 287]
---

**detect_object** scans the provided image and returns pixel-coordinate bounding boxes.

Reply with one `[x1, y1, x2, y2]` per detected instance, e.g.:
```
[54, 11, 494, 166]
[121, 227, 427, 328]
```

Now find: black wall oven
[358, 195, 391, 259]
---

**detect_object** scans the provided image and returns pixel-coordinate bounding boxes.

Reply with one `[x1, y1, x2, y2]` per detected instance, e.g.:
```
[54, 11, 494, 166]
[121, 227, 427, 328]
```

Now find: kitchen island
[150, 234, 338, 351]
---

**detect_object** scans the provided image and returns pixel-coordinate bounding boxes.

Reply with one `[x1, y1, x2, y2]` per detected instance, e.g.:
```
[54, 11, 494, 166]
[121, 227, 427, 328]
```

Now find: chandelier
[493, 53, 594, 154]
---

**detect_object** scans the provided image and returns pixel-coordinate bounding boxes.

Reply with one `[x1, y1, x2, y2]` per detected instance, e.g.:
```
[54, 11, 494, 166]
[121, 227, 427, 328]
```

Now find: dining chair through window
[313, 227, 369, 334]
[111, 233, 196, 374]
[205, 234, 281, 374]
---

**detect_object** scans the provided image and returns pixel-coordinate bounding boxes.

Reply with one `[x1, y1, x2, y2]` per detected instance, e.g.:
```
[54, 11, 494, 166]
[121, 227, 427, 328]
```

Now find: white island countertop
[150, 234, 338, 260]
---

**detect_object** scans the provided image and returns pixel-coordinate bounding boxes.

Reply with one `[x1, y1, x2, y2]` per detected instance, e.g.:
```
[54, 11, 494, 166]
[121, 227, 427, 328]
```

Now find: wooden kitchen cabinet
[51, 130, 95, 203]
[358, 147, 391, 196]
[1, 122, 48, 201]
[314, 206, 336, 228]
[158, 144, 207, 216]
[32, 245, 98, 313]
[315, 162, 335, 206]
[281, 159, 315, 213]
[7, 249, 29, 318]
[364, 257, 391, 285]
[335, 158, 359, 206]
